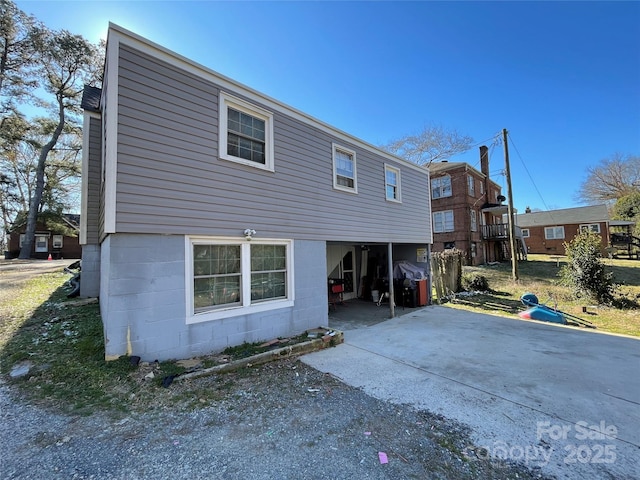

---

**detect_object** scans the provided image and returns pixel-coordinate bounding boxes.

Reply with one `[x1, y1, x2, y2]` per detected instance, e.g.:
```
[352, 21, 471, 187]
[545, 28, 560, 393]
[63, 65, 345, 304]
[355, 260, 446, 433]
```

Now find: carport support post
[388, 242, 395, 318]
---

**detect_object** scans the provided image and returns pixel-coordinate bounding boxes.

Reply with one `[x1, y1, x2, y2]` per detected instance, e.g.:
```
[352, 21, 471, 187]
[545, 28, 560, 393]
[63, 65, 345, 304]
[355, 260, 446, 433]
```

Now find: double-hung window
[545, 226, 565, 240]
[188, 237, 293, 323]
[332, 144, 357, 193]
[433, 210, 454, 233]
[384, 164, 401, 202]
[219, 92, 274, 171]
[467, 174, 475, 196]
[431, 176, 452, 199]
[470, 210, 477, 232]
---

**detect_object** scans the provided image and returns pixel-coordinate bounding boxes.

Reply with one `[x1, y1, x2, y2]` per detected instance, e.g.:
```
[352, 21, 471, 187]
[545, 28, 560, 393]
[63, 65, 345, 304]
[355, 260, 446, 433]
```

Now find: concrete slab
[303, 305, 640, 479]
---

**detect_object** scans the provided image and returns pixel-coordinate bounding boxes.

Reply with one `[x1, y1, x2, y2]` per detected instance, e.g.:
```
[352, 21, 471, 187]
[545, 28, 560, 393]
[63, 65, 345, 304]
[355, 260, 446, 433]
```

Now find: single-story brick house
[515, 205, 611, 255]
[6, 214, 81, 259]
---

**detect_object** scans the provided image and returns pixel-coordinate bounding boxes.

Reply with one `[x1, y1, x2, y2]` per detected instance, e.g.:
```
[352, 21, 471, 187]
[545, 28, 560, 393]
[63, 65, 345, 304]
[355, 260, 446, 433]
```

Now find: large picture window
[219, 92, 274, 171]
[332, 144, 357, 193]
[188, 237, 293, 323]
[431, 176, 452, 199]
[433, 210, 454, 233]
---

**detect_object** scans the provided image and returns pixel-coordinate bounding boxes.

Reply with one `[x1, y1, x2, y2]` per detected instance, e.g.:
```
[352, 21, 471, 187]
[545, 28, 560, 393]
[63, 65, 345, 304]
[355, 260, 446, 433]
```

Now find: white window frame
[219, 92, 275, 172]
[431, 175, 452, 199]
[579, 223, 601, 234]
[332, 143, 357, 193]
[384, 164, 401, 202]
[52, 235, 63, 248]
[467, 174, 475, 196]
[545, 226, 565, 240]
[480, 181, 484, 194]
[470, 210, 477, 232]
[433, 210, 454, 233]
[521, 229, 530, 238]
[186, 236, 294, 324]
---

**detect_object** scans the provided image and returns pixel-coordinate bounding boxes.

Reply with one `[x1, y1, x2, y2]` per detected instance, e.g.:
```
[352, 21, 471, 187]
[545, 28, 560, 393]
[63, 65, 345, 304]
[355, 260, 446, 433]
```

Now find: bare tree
[577, 153, 640, 205]
[381, 124, 474, 166]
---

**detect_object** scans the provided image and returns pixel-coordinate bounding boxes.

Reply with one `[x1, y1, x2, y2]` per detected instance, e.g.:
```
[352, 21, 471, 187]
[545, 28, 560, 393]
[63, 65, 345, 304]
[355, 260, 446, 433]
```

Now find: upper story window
[580, 224, 601, 234]
[545, 226, 565, 240]
[467, 174, 475, 196]
[433, 210, 454, 233]
[332, 144, 357, 193]
[384, 164, 401, 202]
[431, 175, 452, 199]
[480, 181, 484, 195]
[219, 92, 274, 171]
[521, 228, 530, 238]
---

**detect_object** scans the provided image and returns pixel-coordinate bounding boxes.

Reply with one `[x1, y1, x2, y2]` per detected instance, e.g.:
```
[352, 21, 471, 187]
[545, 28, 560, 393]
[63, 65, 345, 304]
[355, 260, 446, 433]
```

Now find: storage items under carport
[392, 261, 429, 308]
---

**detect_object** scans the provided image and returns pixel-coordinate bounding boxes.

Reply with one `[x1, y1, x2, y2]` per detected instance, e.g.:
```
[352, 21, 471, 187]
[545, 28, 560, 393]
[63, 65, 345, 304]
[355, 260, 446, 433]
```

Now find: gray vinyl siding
[86, 116, 102, 244]
[115, 44, 431, 243]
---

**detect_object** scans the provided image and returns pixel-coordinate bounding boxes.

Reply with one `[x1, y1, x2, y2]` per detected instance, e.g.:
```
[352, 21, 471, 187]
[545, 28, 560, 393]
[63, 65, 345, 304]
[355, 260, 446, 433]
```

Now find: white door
[326, 245, 357, 301]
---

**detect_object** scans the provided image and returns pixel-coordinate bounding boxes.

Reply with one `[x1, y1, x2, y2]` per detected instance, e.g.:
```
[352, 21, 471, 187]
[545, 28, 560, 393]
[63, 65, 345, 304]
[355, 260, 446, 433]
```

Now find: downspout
[427, 243, 433, 305]
[387, 242, 395, 318]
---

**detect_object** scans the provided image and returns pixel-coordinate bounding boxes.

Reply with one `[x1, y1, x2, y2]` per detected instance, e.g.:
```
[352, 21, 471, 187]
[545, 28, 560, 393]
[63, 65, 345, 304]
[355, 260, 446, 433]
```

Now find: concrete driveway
[302, 306, 640, 479]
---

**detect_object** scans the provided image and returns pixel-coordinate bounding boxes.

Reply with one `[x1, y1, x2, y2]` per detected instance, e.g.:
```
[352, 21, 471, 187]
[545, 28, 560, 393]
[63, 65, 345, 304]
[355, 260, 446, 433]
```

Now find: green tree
[0, 0, 41, 126]
[559, 231, 615, 304]
[612, 191, 640, 237]
[18, 29, 98, 259]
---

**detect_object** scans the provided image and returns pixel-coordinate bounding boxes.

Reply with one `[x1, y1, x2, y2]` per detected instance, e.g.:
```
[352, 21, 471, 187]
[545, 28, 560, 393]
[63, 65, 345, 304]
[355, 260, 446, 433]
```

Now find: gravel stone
[1, 358, 547, 479]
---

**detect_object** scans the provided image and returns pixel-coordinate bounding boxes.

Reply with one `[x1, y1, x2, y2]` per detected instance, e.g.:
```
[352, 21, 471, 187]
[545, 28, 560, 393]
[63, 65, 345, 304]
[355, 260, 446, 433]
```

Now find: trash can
[416, 279, 428, 306]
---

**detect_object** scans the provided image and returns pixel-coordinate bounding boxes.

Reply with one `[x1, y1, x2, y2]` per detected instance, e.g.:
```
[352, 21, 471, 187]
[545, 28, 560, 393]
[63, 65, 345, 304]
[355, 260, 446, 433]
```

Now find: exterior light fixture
[243, 228, 256, 241]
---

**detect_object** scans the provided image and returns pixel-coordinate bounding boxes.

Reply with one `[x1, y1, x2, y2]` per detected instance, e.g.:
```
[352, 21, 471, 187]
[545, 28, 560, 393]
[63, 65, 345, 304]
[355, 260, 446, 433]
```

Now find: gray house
[80, 24, 433, 361]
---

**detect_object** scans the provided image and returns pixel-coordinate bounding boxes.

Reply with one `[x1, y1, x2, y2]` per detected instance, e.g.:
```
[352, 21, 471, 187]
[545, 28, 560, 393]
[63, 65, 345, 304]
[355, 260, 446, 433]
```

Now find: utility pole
[503, 128, 519, 281]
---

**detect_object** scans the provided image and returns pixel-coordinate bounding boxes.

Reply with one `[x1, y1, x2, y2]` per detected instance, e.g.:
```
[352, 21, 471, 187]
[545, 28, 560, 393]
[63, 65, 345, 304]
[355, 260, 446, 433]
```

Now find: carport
[326, 242, 430, 321]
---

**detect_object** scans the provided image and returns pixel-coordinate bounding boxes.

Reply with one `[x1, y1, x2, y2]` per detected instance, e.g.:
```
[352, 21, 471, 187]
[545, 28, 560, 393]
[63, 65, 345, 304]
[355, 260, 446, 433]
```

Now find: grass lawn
[446, 254, 640, 337]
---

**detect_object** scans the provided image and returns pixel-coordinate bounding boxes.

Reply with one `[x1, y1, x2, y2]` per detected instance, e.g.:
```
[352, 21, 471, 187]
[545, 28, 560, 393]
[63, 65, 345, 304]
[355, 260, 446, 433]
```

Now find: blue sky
[17, 1, 640, 213]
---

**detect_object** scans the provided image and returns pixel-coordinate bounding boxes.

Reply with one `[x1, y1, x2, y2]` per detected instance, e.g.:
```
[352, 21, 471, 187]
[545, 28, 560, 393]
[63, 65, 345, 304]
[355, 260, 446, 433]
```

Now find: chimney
[480, 146, 489, 203]
[480, 145, 489, 176]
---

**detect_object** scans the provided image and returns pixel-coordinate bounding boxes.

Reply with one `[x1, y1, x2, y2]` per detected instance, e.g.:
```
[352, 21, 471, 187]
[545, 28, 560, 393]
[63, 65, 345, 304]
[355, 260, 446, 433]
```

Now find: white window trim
[521, 229, 530, 238]
[580, 223, 601, 234]
[384, 163, 402, 202]
[470, 210, 477, 232]
[185, 236, 294, 324]
[52, 234, 64, 248]
[433, 210, 454, 233]
[468, 174, 475, 196]
[332, 143, 358, 194]
[431, 175, 452, 199]
[545, 226, 565, 240]
[219, 92, 275, 172]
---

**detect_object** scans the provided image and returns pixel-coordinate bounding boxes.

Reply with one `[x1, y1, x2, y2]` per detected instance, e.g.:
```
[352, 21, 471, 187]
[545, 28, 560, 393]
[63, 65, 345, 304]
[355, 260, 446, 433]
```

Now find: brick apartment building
[428, 146, 526, 265]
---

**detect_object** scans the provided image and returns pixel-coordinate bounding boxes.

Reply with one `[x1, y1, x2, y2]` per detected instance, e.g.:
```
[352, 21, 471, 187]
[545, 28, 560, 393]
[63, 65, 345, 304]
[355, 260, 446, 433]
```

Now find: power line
[507, 132, 557, 222]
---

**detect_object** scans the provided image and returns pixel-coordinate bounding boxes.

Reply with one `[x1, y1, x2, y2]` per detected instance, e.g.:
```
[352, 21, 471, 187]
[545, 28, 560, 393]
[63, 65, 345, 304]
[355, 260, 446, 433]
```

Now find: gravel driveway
[0, 359, 547, 479]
